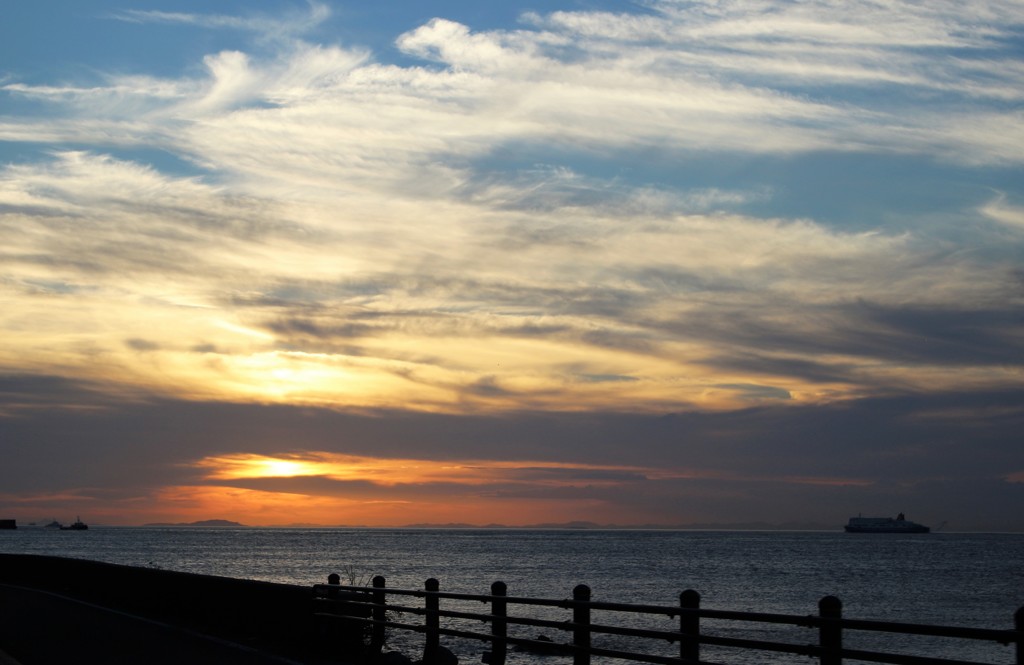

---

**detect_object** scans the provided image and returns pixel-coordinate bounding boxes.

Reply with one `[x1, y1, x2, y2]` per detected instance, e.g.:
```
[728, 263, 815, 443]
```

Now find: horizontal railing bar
[499, 614, 573, 632]
[417, 608, 571, 634]
[583, 642, 725, 665]
[434, 608, 513, 623]
[321, 584, 663, 610]
[334, 585, 475, 600]
[314, 594, 392, 604]
[584, 645, 689, 665]
[321, 585, 569, 608]
[313, 613, 426, 634]
[839, 618, 1018, 642]
[548, 599, 681, 616]
[428, 610, 684, 645]
[691, 607, 818, 626]
[569, 622, 680, 642]
[835, 646, 998, 665]
[327, 606, 577, 639]
[435, 625, 500, 642]
[319, 585, 804, 622]
[494, 632, 718, 665]
[380, 604, 426, 616]
[697, 632, 817, 656]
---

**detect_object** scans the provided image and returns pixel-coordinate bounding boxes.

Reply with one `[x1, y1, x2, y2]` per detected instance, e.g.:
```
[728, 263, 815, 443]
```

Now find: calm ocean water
[3, 528, 1023, 663]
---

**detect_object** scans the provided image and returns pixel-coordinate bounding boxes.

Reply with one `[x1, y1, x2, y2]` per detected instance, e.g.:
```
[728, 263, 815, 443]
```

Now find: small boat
[60, 516, 89, 531]
[45, 520, 62, 529]
[844, 512, 929, 533]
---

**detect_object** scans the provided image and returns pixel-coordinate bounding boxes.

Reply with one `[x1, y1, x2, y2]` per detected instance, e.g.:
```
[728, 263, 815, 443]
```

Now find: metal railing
[312, 576, 1023, 665]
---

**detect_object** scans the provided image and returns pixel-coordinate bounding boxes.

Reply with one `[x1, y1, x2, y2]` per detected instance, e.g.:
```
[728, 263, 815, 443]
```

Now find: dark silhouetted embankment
[0, 554, 348, 664]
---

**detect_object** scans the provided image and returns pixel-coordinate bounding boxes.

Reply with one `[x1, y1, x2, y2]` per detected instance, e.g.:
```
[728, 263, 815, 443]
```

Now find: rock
[376, 651, 414, 665]
[418, 645, 458, 665]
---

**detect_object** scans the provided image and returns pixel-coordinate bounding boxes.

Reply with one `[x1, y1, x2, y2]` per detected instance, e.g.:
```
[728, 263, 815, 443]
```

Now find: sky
[1, 1, 1023, 530]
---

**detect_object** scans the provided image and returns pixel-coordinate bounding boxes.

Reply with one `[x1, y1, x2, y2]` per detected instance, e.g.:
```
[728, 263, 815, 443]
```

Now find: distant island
[143, 519, 245, 527]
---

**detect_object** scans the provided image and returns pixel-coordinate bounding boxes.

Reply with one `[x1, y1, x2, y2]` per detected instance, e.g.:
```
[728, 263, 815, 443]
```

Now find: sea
[3, 528, 1023, 664]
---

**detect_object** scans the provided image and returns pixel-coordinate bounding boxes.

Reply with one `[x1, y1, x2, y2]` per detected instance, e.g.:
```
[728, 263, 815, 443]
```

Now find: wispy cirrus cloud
[2, 142, 1020, 412]
[982, 195, 1024, 230]
[110, 1, 332, 43]
[6, 1, 1022, 165]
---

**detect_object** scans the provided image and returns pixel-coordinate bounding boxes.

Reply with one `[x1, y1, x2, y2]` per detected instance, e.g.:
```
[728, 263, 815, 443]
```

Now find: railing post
[424, 578, 440, 664]
[679, 589, 700, 662]
[1014, 606, 1023, 665]
[819, 595, 843, 665]
[487, 581, 507, 665]
[371, 575, 387, 654]
[327, 573, 340, 598]
[573, 584, 592, 665]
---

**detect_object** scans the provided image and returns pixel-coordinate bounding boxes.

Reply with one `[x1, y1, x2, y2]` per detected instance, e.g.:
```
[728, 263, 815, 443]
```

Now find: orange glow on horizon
[0, 457, 877, 527]
[149, 484, 612, 527]
[195, 452, 685, 487]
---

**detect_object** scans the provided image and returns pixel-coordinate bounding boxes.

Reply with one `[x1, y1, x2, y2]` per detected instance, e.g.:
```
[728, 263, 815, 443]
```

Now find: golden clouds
[0, 149, 895, 413]
[176, 453, 685, 525]
[195, 452, 673, 487]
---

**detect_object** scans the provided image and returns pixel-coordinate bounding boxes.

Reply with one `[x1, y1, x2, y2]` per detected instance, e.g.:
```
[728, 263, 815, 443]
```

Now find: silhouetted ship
[60, 516, 88, 531]
[844, 513, 929, 533]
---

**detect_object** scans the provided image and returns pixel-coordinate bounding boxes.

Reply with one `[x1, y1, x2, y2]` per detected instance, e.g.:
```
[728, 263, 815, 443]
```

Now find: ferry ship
[60, 516, 89, 531]
[844, 513, 929, 533]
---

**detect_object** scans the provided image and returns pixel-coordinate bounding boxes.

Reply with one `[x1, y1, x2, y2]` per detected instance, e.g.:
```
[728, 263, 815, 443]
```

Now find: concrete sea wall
[0, 553, 339, 664]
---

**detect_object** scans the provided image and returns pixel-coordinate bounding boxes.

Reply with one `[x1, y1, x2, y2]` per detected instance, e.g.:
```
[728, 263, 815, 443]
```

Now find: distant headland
[142, 519, 245, 527]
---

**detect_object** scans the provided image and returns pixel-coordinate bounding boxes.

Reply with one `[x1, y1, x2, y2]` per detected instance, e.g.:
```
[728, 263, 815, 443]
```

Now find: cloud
[1, 388, 1022, 527]
[2, 147, 1019, 412]
[111, 2, 332, 44]
[714, 384, 792, 401]
[125, 338, 161, 352]
[981, 194, 1024, 230]
[194, 451, 671, 489]
[7, 1, 1022, 172]
[0, 374, 122, 416]
[1, 2, 1022, 527]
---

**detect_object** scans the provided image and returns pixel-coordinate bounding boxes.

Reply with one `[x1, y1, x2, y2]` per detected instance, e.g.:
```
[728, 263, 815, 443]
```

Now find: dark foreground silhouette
[0, 554, 341, 664]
